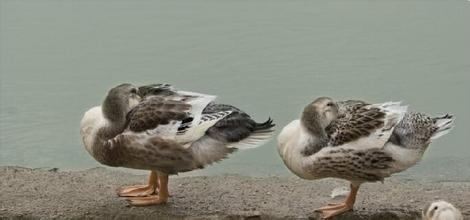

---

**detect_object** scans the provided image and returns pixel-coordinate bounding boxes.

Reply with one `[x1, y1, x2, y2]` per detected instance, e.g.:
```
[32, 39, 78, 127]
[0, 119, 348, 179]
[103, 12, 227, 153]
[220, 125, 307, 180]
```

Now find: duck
[423, 200, 463, 220]
[80, 83, 275, 206]
[277, 97, 454, 219]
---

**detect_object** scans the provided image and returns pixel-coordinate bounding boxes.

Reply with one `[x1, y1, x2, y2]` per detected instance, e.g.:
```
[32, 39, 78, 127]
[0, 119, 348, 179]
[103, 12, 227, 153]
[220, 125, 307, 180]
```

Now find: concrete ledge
[0, 166, 468, 219]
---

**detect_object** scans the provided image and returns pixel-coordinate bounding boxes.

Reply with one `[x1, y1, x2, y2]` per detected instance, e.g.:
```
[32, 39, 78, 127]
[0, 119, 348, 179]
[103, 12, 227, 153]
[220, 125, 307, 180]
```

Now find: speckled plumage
[81, 83, 275, 175]
[278, 97, 454, 218]
[96, 133, 199, 174]
[326, 102, 386, 146]
[391, 112, 453, 150]
[126, 97, 192, 133]
[278, 97, 454, 183]
[308, 148, 394, 182]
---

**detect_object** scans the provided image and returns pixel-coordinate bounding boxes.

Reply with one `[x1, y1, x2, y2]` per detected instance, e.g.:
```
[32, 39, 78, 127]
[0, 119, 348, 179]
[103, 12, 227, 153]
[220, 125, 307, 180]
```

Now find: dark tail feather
[226, 117, 275, 150]
[253, 117, 276, 132]
[431, 114, 454, 140]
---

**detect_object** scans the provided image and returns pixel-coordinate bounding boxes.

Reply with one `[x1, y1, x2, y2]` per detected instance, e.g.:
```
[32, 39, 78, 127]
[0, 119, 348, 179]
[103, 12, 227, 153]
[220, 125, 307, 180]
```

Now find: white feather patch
[172, 91, 217, 143]
[431, 117, 454, 140]
[330, 186, 350, 199]
[228, 130, 275, 150]
[146, 120, 181, 138]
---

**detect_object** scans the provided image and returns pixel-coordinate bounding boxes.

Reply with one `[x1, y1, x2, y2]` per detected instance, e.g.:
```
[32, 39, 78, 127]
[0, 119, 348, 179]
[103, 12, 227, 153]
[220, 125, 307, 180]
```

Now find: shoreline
[0, 166, 468, 219]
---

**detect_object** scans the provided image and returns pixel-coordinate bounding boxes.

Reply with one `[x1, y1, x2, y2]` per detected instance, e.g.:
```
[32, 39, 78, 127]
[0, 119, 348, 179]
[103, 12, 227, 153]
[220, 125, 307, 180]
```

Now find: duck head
[301, 97, 339, 136]
[102, 83, 141, 123]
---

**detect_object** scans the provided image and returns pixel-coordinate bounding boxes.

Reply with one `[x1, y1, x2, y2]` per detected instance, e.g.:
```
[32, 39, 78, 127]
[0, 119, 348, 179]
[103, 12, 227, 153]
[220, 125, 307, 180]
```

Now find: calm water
[1, 0, 469, 180]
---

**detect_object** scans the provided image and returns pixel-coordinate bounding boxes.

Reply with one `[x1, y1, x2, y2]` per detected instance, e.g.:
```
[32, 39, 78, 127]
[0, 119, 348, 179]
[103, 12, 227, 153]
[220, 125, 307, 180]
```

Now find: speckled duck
[80, 83, 274, 206]
[278, 97, 454, 219]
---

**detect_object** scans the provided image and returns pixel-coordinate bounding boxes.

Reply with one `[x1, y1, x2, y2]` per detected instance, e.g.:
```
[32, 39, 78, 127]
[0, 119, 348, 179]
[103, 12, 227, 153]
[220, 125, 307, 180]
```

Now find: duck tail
[254, 117, 276, 131]
[431, 114, 454, 140]
[227, 117, 276, 150]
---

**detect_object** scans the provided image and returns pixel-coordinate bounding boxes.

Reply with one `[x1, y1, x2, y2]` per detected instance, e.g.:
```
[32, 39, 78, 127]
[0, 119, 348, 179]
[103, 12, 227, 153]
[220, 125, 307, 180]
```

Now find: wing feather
[126, 88, 225, 144]
[127, 97, 191, 132]
[326, 101, 407, 148]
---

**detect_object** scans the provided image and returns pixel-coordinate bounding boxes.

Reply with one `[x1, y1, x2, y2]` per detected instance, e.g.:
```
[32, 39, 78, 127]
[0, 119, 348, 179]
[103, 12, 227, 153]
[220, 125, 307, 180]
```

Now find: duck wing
[203, 103, 275, 149]
[126, 88, 232, 145]
[326, 101, 407, 149]
[107, 88, 230, 173]
[391, 112, 454, 149]
[138, 83, 176, 97]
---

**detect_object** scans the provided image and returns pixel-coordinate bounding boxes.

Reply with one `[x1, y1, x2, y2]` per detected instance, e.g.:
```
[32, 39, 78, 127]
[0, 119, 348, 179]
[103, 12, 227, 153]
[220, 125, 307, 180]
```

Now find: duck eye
[433, 206, 438, 210]
[326, 102, 334, 107]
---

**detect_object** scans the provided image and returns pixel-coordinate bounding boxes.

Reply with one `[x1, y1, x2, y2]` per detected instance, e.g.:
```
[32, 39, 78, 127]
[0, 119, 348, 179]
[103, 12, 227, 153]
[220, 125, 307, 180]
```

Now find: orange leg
[117, 170, 158, 197]
[127, 172, 169, 206]
[315, 183, 360, 219]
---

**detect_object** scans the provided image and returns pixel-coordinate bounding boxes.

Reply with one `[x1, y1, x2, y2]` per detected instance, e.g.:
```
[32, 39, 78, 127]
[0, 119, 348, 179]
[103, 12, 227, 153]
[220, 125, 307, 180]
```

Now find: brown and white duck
[80, 83, 275, 206]
[278, 97, 454, 219]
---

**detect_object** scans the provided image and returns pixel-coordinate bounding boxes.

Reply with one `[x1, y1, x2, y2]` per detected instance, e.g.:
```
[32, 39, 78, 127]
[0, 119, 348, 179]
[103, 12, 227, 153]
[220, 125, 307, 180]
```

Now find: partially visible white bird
[278, 97, 454, 219]
[423, 201, 463, 220]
